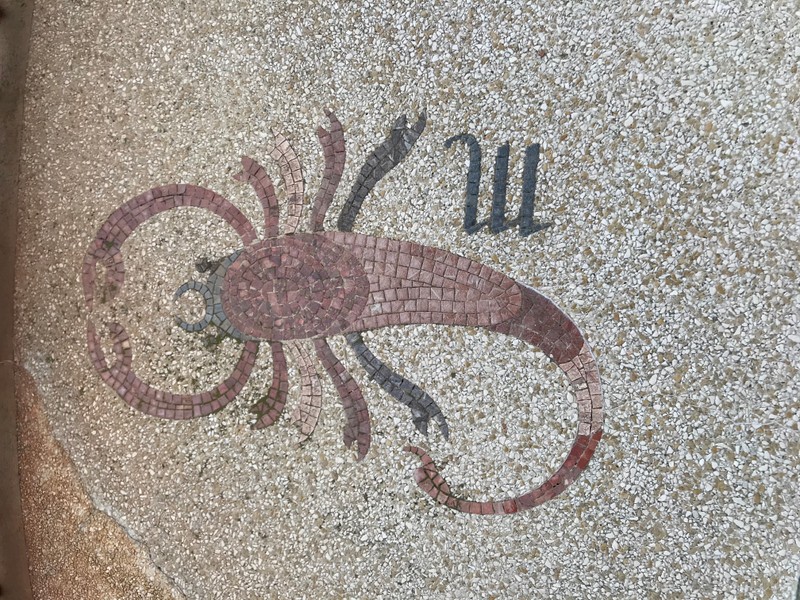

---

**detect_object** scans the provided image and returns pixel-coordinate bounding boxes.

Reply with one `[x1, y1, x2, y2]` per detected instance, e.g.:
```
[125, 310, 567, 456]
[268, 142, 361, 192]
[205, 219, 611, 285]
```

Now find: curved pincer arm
[83, 185, 261, 419]
[82, 184, 258, 312]
[87, 320, 260, 419]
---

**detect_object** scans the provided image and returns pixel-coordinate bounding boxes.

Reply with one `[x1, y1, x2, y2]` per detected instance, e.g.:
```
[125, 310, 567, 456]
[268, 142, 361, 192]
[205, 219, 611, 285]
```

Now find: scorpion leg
[286, 341, 324, 441]
[310, 109, 346, 232]
[313, 338, 371, 460]
[270, 129, 305, 234]
[250, 341, 289, 429]
[233, 156, 280, 238]
[337, 112, 426, 233]
[345, 333, 449, 439]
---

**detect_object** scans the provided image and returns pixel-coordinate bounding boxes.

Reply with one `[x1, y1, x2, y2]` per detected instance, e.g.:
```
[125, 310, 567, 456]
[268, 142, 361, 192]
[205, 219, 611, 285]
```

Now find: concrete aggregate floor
[10, 0, 799, 598]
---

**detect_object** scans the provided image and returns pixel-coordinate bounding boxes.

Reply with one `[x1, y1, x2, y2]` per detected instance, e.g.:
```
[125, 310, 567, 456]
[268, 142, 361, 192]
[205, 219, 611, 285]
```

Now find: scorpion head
[82, 184, 262, 419]
[173, 250, 253, 342]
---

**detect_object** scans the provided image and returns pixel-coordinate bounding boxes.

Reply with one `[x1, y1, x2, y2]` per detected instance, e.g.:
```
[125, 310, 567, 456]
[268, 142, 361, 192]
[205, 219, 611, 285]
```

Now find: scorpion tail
[405, 284, 603, 514]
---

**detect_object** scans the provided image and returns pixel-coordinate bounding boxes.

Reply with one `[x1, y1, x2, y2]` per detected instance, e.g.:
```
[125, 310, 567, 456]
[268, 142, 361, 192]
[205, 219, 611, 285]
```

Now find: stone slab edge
[16, 368, 183, 599]
[0, 1, 34, 598]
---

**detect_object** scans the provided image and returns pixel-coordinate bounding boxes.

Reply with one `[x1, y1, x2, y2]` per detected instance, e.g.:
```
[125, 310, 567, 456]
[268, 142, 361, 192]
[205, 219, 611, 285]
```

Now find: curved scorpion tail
[405, 284, 603, 514]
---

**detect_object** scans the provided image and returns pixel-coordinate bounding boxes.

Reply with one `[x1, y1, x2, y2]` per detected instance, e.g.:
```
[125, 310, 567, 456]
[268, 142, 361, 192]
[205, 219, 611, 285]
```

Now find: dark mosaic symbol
[82, 110, 603, 515]
[446, 134, 551, 235]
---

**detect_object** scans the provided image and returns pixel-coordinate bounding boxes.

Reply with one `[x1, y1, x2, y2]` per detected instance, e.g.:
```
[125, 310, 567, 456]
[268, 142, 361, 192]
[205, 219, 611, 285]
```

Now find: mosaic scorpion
[82, 110, 603, 515]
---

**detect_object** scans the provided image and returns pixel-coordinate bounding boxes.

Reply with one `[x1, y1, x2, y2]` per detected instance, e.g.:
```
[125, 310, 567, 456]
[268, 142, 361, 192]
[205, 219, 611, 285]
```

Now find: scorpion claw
[410, 409, 450, 440]
[407, 394, 450, 440]
[411, 412, 429, 437]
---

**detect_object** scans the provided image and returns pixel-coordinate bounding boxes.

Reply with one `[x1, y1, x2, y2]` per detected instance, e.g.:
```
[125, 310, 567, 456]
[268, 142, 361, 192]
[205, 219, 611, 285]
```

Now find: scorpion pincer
[82, 110, 603, 515]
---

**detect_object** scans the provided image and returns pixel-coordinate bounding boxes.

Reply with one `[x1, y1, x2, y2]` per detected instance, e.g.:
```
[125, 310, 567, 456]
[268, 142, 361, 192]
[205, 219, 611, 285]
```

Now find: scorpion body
[82, 111, 603, 515]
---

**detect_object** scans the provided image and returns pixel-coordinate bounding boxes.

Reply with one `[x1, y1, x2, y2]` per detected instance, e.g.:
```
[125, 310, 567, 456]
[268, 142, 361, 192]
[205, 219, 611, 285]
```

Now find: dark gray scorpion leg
[336, 113, 449, 438]
[336, 112, 427, 232]
[345, 333, 449, 439]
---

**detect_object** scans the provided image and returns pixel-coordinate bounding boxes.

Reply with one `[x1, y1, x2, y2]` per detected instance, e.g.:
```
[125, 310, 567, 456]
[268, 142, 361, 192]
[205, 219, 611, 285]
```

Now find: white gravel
[16, 0, 799, 598]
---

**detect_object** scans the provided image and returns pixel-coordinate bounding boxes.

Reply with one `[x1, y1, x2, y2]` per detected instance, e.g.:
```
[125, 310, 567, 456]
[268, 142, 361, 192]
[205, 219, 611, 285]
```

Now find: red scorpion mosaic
[82, 110, 603, 515]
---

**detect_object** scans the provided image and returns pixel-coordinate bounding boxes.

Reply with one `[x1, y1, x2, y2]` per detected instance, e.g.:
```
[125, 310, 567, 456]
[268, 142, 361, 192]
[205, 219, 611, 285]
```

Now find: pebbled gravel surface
[16, 0, 799, 598]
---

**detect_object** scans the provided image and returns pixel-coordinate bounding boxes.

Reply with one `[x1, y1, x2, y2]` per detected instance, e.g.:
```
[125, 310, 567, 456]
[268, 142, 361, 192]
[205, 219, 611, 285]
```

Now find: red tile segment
[314, 338, 371, 460]
[234, 156, 281, 238]
[311, 111, 345, 232]
[270, 130, 305, 234]
[252, 342, 289, 430]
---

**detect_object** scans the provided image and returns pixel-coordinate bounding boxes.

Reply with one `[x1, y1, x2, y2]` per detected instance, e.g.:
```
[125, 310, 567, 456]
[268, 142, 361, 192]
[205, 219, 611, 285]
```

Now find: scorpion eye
[174, 280, 214, 333]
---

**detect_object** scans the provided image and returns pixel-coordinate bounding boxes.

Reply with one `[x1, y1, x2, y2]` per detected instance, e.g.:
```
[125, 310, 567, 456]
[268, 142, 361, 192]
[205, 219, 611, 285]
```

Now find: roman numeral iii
[445, 134, 551, 236]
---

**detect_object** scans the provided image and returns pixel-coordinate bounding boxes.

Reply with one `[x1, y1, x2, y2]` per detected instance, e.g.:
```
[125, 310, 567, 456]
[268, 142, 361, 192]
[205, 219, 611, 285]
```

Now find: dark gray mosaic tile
[337, 113, 426, 233]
